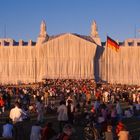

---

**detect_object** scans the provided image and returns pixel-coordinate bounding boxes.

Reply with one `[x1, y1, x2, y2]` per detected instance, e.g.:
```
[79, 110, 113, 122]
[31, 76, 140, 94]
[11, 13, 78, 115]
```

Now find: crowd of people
[0, 79, 140, 140]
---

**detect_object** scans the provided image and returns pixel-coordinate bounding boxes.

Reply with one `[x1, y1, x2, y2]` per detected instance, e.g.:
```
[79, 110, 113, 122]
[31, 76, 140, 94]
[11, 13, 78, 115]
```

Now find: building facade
[0, 21, 100, 84]
[0, 21, 140, 85]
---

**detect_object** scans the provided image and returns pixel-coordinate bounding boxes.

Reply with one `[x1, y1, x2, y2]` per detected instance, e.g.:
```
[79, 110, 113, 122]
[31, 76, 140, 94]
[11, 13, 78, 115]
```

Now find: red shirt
[0, 98, 4, 107]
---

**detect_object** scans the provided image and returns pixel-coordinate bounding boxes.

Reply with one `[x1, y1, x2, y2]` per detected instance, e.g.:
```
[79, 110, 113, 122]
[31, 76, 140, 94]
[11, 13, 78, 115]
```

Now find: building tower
[90, 20, 101, 46]
[37, 20, 49, 45]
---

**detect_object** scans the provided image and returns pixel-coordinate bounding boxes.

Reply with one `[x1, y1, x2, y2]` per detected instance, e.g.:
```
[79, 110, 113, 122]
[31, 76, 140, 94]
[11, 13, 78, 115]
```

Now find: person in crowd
[30, 122, 42, 140]
[94, 99, 100, 113]
[66, 96, 73, 106]
[118, 125, 130, 140]
[36, 99, 44, 123]
[22, 106, 30, 121]
[116, 100, 122, 121]
[2, 119, 13, 139]
[41, 122, 56, 140]
[57, 124, 73, 140]
[9, 101, 27, 140]
[116, 121, 125, 135]
[110, 106, 117, 125]
[103, 90, 109, 103]
[29, 103, 36, 113]
[110, 92, 115, 104]
[9, 101, 27, 123]
[6, 91, 12, 110]
[86, 91, 91, 102]
[0, 96, 5, 114]
[134, 101, 140, 115]
[124, 108, 133, 118]
[44, 88, 49, 107]
[84, 122, 100, 140]
[57, 100, 68, 132]
[103, 125, 114, 140]
[132, 93, 136, 103]
[67, 100, 75, 124]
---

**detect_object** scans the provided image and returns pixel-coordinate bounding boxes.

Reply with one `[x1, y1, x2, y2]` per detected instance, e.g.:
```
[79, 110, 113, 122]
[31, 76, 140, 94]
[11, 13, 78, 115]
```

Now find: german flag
[107, 36, 119, 52]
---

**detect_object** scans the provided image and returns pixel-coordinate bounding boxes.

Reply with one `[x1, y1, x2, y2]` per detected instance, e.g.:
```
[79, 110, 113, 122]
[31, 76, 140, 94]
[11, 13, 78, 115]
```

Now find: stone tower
[37, 20, 49, 45]
[90, 20, 101, 46]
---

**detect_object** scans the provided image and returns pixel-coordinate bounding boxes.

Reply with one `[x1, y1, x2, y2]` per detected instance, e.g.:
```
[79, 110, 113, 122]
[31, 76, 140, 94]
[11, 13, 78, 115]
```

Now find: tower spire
[90, 20, 101, 46]
[90, 20, 99, 38]
[37, 20, 49, 45]
[40, 20, 47, 37]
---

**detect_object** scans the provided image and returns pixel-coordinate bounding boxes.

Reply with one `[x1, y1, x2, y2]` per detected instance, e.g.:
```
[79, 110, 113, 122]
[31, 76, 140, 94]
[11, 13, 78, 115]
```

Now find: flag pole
[107, 36, 109, 83]
[106, 35, 109, 83]
[105, 36, 107, 83]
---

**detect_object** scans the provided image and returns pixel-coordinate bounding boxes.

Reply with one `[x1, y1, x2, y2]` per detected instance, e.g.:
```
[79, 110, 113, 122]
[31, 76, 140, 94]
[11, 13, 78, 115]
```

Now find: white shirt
[57, 104, 68, 121]
[2, 123, 13, 138]
[9, 106, 24, 123]
[104, 91, 109, 97]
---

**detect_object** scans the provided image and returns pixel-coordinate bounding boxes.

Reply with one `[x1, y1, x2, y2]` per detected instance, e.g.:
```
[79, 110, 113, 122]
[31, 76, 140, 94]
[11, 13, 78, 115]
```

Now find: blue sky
[0, 0, 140, 42]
